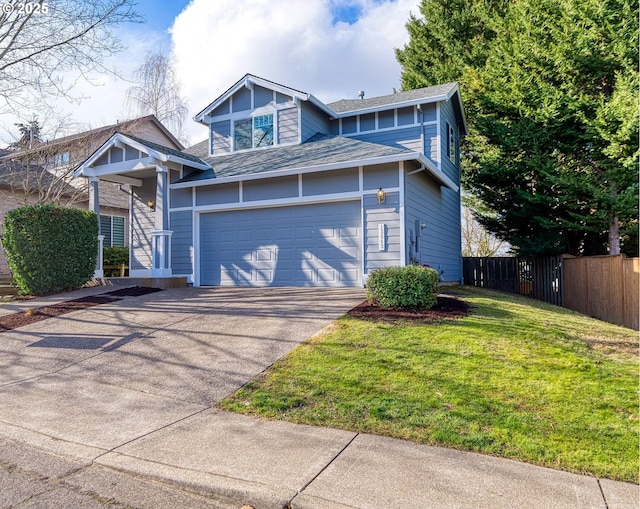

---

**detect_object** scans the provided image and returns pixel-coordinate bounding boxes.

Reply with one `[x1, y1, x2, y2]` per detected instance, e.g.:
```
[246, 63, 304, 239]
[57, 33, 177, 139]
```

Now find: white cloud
[0, 26, 170, 145]
[170, 0, 417, 143]
[0, 0, 418, 148]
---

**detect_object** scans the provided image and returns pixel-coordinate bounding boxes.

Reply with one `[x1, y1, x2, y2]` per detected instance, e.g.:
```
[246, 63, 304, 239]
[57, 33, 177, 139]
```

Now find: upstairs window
[234, 113, 274, 150]
[447, 123, 456, 163]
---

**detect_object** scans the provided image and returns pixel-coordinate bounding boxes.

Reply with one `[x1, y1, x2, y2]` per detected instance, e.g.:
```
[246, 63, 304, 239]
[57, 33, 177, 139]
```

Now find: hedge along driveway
[2, 204, 98, 295]
[220, 287, 640, 483]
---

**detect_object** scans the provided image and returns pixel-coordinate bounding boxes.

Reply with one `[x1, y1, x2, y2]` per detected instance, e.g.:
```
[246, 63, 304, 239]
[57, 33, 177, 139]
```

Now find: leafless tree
[0, 0, 141, 114]
[461, 194, 509, 257]
[1, 115, 152, 206]
[125, 50, 188, 141]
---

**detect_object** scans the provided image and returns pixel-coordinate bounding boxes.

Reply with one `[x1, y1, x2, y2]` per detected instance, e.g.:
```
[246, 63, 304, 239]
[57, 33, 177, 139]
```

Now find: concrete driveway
[1, 286, 636, 509]
[0, 286, 365, 459]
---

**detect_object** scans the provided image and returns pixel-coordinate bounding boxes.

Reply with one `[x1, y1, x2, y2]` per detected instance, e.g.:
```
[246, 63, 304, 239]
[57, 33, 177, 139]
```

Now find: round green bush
[1, 204, 99, 295]
[366, 265, 439, 309]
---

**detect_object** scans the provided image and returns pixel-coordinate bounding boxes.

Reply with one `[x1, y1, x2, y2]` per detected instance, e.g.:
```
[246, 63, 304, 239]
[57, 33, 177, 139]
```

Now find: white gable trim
[74, 133, 210, 178]
[194, 74, 324, 123]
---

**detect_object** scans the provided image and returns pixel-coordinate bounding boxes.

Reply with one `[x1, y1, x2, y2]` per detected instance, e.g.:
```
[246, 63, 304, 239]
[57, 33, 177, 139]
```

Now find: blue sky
[1, 0, 417, 145]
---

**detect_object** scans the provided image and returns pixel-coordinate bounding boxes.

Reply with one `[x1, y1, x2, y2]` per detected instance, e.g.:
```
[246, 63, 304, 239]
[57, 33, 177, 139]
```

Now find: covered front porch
[74, 134, 209, 279]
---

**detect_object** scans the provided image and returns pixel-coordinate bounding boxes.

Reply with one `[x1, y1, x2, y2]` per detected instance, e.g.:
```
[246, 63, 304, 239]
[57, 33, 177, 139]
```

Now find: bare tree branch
[0, 0, 142, 114]
[125, 49, 188, 142]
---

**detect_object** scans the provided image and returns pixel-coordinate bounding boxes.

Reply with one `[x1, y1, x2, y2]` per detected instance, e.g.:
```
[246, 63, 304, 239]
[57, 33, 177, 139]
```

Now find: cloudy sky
[1, 0, 420, 146]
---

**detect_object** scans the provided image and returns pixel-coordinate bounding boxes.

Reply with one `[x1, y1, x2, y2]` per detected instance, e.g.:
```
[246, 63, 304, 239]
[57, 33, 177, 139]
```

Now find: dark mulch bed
[346, 294, 470, 324]
[0, 286, 161, 333]
[104, 286, 163, 297]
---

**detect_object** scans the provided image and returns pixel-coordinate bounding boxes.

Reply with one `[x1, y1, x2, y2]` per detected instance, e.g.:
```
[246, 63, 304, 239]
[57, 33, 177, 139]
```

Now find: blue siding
[424, 123, 438, 167]
[363, 192, 401, 273]
[404, 171, 461, 282]
[353, 126, 422, 152]
[232, 87, 251, 112]
[211, 120, 231, 154]
[244, 175, 298, 201]
[301, 103, 330, 141]
[419, 103, 437, 122]
[302, 168, 359, 195]
[363, 163, 399, 190]
[196, 183, 240, 206]
[210, 99, 229, 116]
[278, 107, 299, 144]
[254, 85, 273, 108]
[439, 99, 460, 185]
[131, 178, 155, 271]
[170, 210, 193, 275]
[171, 187, 192, 208]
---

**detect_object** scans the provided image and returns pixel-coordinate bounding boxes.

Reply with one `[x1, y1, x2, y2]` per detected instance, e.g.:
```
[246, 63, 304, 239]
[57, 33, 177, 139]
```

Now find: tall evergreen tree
[397, 0, 639, 256]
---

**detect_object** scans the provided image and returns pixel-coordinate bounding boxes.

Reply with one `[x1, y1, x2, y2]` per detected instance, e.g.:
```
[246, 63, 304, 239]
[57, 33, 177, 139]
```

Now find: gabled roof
[328, 83, 457, 113]
[179, 133, 457, 191]
[74, 132, 210, 178]
[2, 115, 183, 160]
[194, 74, 333, 123]
[123, 134, 207, 167]
[194, 74, 467, 135]
[328, 82, 468, 135]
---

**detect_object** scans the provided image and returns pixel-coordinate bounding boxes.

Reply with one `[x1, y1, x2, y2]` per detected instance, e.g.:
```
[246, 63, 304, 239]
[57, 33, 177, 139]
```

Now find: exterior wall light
[377, 187, 385, 204]
[147, 200, 155, 211]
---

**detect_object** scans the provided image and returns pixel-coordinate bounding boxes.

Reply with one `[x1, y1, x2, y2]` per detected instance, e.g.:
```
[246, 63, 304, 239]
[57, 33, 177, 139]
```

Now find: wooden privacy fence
[563, 255, 639, 331]
[462, 256, 563, 306]
[463, 255, 640, 330]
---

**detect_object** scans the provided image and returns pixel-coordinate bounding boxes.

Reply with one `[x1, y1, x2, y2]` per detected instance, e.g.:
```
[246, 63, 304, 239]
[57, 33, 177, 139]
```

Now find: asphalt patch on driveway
[0, 287, 162, 333]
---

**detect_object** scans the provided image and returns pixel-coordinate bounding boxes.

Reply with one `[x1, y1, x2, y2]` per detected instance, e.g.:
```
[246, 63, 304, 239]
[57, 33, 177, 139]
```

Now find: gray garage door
[199, 201, 362, 287]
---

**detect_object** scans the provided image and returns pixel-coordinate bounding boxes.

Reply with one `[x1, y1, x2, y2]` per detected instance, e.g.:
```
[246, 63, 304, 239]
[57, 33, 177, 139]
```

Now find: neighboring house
[75, 74, 467, 287]
[0, 116, 183, 274]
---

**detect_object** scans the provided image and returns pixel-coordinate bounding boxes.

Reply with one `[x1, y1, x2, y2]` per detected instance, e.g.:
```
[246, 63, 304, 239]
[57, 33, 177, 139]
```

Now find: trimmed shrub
[366, 265, 439, 309]
[103, 246, 129, 276]
[1, 204, 98, 295]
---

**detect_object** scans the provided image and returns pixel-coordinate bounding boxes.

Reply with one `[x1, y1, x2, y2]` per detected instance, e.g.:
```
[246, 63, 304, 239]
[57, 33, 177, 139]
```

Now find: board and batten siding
[404, 171, 461, 282]
[130, 178, 155, 273]
[170, 210, 193, 275]
[363, 191, 402, 274]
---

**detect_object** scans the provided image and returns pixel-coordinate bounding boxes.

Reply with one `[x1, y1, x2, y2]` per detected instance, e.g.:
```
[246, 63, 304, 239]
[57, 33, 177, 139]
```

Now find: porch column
[89, 177, 104, 278]
[151, 164, 172, 277]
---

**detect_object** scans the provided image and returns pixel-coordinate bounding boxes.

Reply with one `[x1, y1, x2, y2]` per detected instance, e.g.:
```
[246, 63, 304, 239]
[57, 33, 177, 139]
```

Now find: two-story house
[75, 74, 467, 286]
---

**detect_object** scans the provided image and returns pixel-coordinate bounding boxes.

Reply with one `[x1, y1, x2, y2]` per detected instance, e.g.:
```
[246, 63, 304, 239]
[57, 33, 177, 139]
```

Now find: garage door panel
[200, 201, 361, 287]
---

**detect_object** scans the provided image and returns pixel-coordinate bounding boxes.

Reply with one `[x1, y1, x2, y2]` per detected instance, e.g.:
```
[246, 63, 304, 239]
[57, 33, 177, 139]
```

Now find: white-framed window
[99, 215, 125, 247]
[234, 113, 274, 150]
[447, 123, 456, 163]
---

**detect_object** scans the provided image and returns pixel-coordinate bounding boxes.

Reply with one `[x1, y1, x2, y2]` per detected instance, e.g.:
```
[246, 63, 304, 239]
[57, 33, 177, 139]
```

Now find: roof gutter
[171, 152, 459, 192]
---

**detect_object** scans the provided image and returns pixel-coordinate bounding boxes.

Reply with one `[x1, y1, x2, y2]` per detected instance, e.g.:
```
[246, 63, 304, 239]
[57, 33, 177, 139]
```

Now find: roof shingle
[328, 83, 457, 114]
[179, 133, 415, 182]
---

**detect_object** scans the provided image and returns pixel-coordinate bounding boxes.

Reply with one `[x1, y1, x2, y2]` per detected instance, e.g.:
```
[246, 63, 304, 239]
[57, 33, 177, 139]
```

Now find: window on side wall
[447, 123, 456, 163]
[234, 113, 274, 150]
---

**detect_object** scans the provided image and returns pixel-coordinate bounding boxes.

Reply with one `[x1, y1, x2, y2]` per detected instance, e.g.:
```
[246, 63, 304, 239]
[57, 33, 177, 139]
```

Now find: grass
[218, 286, 639, 483]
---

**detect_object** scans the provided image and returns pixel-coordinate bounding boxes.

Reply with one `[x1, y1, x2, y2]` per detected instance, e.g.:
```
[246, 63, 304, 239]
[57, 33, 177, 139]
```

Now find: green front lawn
[219, 287, 639, 483]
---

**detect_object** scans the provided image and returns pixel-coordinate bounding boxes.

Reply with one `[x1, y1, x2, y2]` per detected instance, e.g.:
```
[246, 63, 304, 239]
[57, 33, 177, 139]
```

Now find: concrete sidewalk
[0, 286, 637, 508]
